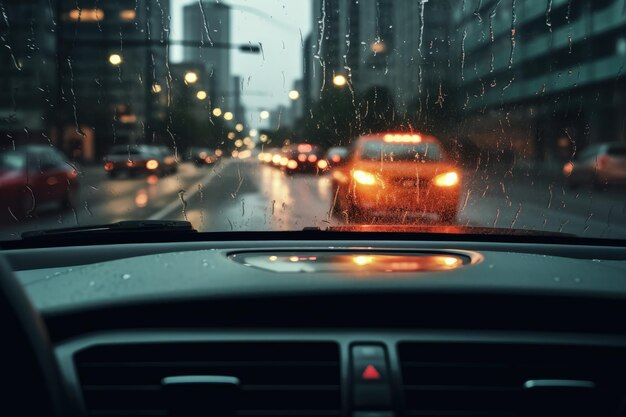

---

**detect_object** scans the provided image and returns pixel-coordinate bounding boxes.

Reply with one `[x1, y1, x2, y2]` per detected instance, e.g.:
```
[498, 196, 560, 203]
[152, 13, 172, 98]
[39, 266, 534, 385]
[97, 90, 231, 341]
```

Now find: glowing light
[263, 153, 272, 163]
[69, 8, 104, 22]
[298, 154, 307, 162]
[196, 90, 207, 100]
[353, 170, 377, 186]
[370, 41, 386, 53]
[287, 160, 298, 170]
[307, 154, 318, 163]
[331, 155, 341, 163]
[288, 90, 300, 100]
[104, 162, 113, 171]
[298, 144, 313, 153]
[260, 134, 269, 142]
[227, 132, 236, 140]
[260, 110, 270, 119]
[135, 190, 149, 208]
[215, 149, 223, 157]
[272, 154, 282, 164]
[383, 134, 422, 143]
[333, 74, 347, 87]
[289, 256, 299, 262]
[120, 9, 136, 21]
[234, 139, 243, 147]
[145, 159, 159, 170]
[441, 257, 460, 266]
[238, 150, 252, 159]
[152, 83, 162, 93]
[249, 129, 258, 137]
[147, 175, 159, 185]
[317, 160, 328, 169]
[212, 107, 223, 117]
[280, 156, 289, 166]
[184, 71, 198, 84]
[223, 112, 234, 121]
[243, 137, 252, 145]
[563, 162, 574, 177]
[433, 172, 460, 187]
[108, 54, 122, 65]
[353, 255, 374, 266]
[269, 256, 278, 261]
[235, 123, 244, 132]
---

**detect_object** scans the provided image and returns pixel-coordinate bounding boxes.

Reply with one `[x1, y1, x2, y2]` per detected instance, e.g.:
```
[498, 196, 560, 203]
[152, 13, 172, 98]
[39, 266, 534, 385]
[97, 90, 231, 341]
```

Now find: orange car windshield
[360, 142, 443, 162]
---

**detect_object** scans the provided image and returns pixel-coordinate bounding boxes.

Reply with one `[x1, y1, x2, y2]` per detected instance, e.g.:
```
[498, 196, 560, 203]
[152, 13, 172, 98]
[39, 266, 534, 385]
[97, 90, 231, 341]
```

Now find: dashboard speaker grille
[74, 342, 341, 417]
[398, 342, 626, 417]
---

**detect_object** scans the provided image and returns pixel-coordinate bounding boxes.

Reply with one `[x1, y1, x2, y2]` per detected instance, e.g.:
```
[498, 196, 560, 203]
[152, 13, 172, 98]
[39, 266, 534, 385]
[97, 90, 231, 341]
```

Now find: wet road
[3, 158, 626, 240]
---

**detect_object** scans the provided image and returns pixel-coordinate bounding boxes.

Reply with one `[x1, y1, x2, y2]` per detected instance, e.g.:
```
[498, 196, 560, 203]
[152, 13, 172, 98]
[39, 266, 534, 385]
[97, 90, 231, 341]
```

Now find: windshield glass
[1, 0, 626, 241]
[361, 142, 442, 162]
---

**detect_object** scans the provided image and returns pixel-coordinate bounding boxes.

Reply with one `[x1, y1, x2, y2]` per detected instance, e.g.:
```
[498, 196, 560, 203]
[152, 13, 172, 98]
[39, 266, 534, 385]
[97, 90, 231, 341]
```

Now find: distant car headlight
[146, 159, 159, 170]
[353, 170, 377, 186]
[433, 171, 460, 187]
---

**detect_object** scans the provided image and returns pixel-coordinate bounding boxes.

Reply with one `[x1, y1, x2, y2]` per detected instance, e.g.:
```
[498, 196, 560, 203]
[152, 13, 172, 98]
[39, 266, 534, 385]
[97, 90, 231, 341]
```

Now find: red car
[0, 146, 79, 219]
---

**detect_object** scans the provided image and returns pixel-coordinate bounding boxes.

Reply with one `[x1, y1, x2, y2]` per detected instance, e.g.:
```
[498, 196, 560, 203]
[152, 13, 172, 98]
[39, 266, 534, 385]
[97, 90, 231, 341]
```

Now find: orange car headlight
[352, 170, 377, 186]
[433, 171, 459, 187]
[146, 159, 159, 170]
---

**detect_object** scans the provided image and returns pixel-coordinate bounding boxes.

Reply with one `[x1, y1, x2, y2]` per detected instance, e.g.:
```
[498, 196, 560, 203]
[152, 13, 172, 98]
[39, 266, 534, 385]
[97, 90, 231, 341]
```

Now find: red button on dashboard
[361, 364, 381, 381]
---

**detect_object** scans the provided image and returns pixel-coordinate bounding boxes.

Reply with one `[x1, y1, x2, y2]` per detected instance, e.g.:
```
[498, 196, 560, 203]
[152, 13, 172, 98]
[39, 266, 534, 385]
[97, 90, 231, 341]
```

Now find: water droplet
[591, 259, 602, 263]
[122, 273, 131, 280]
[488, 264, 494, 269]
[554, 277, 561, 282]
[53, 271, 61, 276]
[89, 281, 95, 286]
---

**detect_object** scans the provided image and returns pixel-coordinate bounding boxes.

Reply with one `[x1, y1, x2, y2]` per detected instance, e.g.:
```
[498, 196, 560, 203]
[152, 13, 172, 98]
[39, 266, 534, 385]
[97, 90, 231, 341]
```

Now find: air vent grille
[398, 342, 626, 417]
[75, 342, 340, 417]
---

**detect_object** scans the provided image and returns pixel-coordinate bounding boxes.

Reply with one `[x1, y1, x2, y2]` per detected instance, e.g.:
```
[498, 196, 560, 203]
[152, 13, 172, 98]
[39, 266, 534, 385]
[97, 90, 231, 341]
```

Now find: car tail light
[563, 162, 574, 176]
[287, 160, 298, 170]
[104, 162, 114, 171]
[308, 154, 318, 163]
[597, 155, 609, 169]
[126, 160, 135, 167]
[298, 153, 307, 162]
[331, 155, 341, 163]
[433, 172, 460, 187]
[146, 159, 159, 170]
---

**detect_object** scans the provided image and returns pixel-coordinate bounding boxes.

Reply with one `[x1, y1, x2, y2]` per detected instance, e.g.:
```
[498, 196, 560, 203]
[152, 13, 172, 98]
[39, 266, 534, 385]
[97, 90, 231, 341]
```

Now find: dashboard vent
[74, 342, 340, 417]
[398, 342, 626, 417]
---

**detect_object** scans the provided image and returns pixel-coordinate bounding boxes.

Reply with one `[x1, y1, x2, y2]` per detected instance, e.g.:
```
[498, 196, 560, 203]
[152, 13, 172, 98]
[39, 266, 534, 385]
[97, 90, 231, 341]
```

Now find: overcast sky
[171, 0, 313, 126]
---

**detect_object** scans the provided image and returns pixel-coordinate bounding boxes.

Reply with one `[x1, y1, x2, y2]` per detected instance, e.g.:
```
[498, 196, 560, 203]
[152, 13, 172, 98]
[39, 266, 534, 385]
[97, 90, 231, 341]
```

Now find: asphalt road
[2, 158, 626, 240]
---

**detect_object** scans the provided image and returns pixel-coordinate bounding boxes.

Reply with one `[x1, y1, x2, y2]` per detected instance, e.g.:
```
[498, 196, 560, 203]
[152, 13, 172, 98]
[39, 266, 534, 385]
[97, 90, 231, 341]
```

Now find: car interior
[2, 229, 626, 417]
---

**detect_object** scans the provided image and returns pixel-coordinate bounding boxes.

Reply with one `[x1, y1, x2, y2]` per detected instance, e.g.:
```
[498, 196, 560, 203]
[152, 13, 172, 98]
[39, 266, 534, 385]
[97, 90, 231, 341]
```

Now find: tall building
[310, 0, 342, 99]
[0, 0, 56, 143]
[182, 2, 232, 113]
[457, 0, 626, 159]
[54, 0, 170, 158]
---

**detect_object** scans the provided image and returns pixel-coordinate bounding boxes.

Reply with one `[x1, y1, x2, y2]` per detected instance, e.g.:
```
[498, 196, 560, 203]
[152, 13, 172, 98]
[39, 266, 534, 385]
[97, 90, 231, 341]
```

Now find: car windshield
[2, 0, 626, 241]
[361, 142, 442, 162]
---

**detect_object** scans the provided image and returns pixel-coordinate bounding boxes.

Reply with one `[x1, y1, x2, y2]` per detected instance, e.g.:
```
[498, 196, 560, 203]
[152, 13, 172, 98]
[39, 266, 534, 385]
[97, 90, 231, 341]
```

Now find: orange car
[331, 133, 461, 222]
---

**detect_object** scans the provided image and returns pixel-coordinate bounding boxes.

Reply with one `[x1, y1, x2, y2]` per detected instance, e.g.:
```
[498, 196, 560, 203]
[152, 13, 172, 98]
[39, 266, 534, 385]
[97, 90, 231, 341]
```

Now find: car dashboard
[4, 237, 626, 417]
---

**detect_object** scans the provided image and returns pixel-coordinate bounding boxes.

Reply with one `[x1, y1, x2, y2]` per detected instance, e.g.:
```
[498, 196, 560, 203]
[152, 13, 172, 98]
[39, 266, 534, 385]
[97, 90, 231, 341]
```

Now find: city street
[3, 158, 626, 240]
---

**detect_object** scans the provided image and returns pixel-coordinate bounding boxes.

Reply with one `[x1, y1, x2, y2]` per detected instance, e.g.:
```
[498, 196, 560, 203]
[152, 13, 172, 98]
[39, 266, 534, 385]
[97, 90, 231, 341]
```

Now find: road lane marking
[148, 161, 230, 221]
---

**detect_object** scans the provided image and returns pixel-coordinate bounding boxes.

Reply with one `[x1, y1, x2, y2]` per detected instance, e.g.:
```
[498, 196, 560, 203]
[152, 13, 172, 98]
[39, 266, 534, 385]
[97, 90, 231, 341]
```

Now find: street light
[260, 134, 268, 142]
[235, 123, 244, 132]
[259, 110, 270, 119]
[108, 53, 122, 65]
[212, 107, 223, 117]
[152, 83, 162, 93]
[288, 90, 300, 100]
[196, 90, 207, 100]
[184, 71, 198, 84]
[223, 112, 234, 121]
[227, 132, 236, 140]
[249, 129, 258, 137]
[333, 74, 347, 87]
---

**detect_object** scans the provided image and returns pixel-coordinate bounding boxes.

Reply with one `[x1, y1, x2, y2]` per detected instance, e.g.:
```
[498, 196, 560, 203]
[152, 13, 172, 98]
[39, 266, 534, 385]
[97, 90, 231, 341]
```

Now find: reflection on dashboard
[229, 251, 478, 273]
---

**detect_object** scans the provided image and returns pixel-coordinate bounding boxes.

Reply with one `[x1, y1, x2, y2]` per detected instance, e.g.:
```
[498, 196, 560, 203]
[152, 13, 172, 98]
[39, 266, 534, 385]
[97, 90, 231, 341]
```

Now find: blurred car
[331, 133, 461, 222]
[155, 146, 178, 175]
[188, 147, 218, 166]
[324, 146, 349, 168]
[103, 145, 167, 178]
[0, 145, 79, 218]
[564, 143, 626, 188]
[282, 143, 325, 174]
